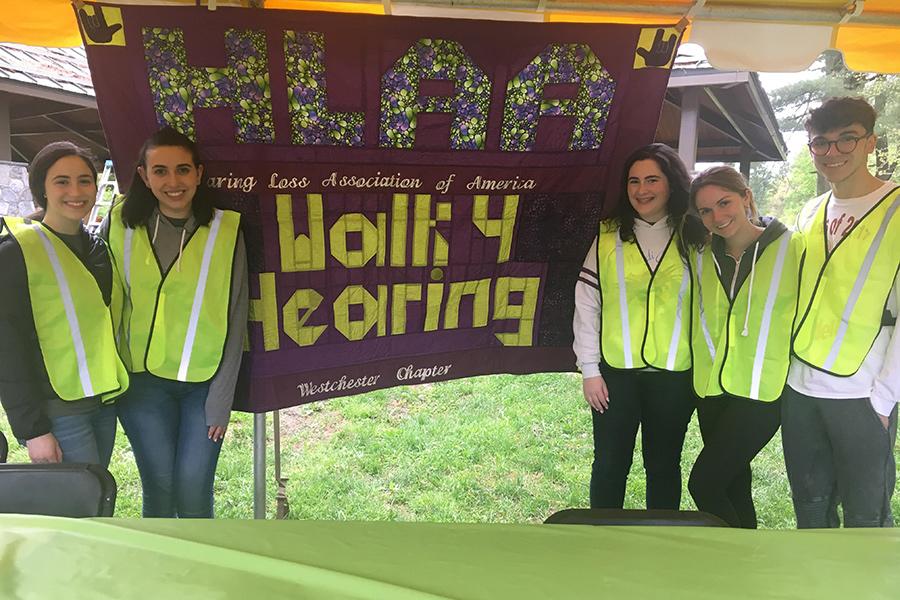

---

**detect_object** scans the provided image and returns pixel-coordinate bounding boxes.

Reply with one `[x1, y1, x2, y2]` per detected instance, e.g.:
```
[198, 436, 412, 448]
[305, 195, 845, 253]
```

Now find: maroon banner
[77, 2, 680, 411]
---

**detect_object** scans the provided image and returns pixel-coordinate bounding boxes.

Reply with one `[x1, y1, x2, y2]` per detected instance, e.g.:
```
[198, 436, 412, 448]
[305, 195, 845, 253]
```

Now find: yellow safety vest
[793, 187, 900, 376]
[597, 224, 692, 371]
[2, 217, 128, 401]
[691, 231, 804, 401]
[108, 203, 240, 382]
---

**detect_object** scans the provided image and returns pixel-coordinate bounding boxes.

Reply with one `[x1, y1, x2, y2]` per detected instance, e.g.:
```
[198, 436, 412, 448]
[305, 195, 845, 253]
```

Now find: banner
[77, 2, 680, 411]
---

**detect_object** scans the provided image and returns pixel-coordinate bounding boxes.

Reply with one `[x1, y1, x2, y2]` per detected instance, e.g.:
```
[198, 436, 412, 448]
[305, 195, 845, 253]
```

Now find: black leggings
[688, 394, 781, 528]
[590, 367, 695, 509]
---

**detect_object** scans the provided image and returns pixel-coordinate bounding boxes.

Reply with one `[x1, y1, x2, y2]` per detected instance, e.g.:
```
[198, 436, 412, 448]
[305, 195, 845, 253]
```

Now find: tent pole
[253, 412, 266, 519]
[678, 87, 699, 173]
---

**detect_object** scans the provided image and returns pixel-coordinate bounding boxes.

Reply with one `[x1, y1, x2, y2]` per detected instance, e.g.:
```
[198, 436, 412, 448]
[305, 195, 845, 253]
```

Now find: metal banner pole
[253, 412, 266, 519]
[273, 410, 290, 519]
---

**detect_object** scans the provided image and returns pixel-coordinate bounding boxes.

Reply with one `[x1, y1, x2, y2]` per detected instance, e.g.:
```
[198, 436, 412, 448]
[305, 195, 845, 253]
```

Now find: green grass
[1, 373, 896, 527]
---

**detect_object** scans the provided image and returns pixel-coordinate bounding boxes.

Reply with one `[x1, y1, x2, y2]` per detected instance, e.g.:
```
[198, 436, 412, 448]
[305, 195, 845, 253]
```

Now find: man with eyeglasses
[783, 96, 899, 528]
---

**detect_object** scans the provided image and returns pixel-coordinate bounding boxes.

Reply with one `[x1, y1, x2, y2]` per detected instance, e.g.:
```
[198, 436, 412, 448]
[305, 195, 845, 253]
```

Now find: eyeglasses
[807, 133, 872, 156]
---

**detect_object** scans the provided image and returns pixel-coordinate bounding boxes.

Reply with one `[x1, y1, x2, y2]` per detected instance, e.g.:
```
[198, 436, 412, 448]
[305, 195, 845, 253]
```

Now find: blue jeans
[50, 403, 117, 466]
[782, 387, 897, 528]
[117, 372, 223, 518]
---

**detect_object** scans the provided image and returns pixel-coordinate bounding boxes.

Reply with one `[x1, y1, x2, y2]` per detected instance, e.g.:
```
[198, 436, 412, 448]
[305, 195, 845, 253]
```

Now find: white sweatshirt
[787, 181, 900, 416]
[572, 218, 675, 379]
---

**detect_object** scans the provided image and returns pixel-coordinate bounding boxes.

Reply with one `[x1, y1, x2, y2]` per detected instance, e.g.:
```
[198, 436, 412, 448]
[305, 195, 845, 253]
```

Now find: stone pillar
[0, 160, 34, 217]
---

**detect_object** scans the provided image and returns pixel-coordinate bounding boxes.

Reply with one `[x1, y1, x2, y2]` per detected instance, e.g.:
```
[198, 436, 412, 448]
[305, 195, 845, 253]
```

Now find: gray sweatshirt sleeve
[205, 230, 249, 428]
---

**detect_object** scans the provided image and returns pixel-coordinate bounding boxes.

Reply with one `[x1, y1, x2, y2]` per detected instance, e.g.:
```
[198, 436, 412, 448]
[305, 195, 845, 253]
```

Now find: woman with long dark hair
[687, 165, 803, 528]
[573, 143, 705, 509]
[0, 142, 128, 465]
[103, 127, 248, 518]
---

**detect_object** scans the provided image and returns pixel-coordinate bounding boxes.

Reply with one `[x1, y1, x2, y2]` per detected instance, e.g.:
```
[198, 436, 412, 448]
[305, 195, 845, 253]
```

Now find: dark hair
[122, 126, 214, 228]
[689, 166, 762, 244]
[28, 141, 98, 210]
[804, 96, 877, 135]
[610, 143, 706, 255]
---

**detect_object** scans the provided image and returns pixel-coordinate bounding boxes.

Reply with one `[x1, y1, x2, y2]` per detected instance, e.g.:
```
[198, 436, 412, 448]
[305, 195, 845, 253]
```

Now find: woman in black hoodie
[0, 142, 127, 465]
[685, 166, 804, 528]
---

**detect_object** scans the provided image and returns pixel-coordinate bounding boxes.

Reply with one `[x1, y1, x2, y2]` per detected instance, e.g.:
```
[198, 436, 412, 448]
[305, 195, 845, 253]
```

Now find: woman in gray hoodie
[686, 165, 804, 528]
[102, 127, 248, 518]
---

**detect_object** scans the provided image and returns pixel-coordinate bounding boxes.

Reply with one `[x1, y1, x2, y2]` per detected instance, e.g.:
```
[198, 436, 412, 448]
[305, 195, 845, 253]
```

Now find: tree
[778, 150, 818, 225]
[749, 160, 787, 215]
[769, 51, 900, 181]
[752, 151, 817, 225]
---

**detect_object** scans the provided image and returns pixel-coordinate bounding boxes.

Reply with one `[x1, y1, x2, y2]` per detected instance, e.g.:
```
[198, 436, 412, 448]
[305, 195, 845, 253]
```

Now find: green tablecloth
[1, 515, 898, 599]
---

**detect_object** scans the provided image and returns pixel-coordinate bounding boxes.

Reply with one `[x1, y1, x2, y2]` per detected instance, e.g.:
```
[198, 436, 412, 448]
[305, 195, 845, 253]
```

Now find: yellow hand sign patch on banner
[78, 5, 125, 47]
[634, 27, 679, 70]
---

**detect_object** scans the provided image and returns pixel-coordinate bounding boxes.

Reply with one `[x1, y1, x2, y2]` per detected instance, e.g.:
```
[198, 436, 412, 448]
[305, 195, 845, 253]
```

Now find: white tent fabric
[691, 21, 835, 73]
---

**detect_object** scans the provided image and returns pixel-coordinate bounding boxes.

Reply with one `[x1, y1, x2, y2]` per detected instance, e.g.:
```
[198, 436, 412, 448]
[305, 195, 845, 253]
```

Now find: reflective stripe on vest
[748, 234, 793, 399]
[793, 188, 900, 376]
[597, 225, 692, 371]
[108, 205, 240, 382]
[691, 231, 803, 401]
[694, 251, 717, 362]
[176, 210, 223, 381]
[108, 203, 157, 373]
[3, 217, 128, 401]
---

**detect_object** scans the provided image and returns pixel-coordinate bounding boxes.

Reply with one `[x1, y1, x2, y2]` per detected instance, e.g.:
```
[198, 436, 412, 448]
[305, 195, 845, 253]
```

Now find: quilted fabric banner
[77, 2, 680, 411]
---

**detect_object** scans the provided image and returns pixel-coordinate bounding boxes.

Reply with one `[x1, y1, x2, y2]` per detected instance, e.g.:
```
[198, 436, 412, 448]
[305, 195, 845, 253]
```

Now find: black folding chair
[0, 463, 117, 517]
[544, 508, 728, 527]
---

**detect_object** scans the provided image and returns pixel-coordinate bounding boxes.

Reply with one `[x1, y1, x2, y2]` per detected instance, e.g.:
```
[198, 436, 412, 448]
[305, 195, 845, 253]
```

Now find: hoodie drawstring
[176, 227, 186, 272]
[711, 252, 722, 277]
[147, 212, 187, 271]
[151, 212, 160, 245]
[741, 240, 760, 337]
[145, 213, 161, 266]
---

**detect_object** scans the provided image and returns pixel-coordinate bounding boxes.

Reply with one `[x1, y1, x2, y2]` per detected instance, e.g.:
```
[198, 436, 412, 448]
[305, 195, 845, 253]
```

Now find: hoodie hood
[711, 215, 788, 297]
[711, 216, 787, 263]
[710, 216, 790, 338]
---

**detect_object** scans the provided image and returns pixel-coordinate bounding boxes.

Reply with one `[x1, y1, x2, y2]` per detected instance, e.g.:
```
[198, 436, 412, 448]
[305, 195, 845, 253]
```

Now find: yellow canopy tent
[5, 1, 900, 73]
[4, 1, 900, 73]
